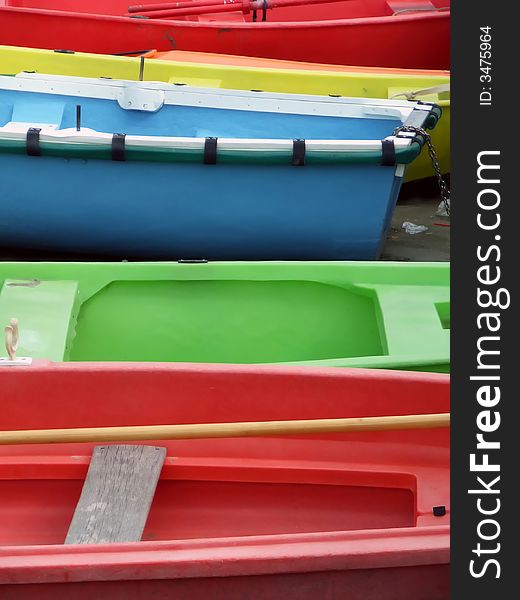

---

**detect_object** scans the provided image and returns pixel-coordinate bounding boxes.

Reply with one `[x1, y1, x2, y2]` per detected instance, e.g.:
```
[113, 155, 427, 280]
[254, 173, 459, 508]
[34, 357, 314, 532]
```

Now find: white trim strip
[0, 357, 33, 367]
[0, 73, 424, 122]
[0, 123, 413, 152]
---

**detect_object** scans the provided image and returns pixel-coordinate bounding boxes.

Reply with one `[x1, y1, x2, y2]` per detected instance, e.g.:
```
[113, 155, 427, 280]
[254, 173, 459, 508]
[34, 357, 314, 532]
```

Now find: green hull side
[0, 261, 450, 373]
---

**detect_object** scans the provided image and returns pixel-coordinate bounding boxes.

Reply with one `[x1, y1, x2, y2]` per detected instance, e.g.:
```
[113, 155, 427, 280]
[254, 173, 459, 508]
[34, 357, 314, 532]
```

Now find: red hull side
[0, 363, 450, 600]
[0, 8, 450, 69]
[0, 364, 449, 597]
[0, 565, 449, 600]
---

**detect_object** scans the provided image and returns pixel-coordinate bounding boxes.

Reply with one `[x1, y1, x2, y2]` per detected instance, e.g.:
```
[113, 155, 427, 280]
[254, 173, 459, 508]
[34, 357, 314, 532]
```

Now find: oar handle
[0, 413, 450, 446]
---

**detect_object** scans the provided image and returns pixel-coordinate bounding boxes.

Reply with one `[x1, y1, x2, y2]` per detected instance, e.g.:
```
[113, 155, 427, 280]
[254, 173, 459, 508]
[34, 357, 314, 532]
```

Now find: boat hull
[0, 154, 402, 260]
[0, 363, 450, 598]
[0, 45, 451, 181]
[0, 6, 450, 70]
[0, 74, 439, 260]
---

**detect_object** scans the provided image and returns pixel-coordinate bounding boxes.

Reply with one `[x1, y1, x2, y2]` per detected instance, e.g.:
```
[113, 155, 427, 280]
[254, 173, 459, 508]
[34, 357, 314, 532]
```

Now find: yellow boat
[0, 45, 450, 181]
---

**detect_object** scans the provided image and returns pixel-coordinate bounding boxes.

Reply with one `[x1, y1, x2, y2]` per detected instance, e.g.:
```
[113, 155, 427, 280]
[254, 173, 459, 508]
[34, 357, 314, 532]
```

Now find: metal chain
[392, 125, 450, 216]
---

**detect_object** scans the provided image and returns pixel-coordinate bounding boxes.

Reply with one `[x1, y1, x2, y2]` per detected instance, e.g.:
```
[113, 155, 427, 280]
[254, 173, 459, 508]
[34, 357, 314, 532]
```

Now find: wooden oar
[129, 0, 244, 13]
[128, 0, 351, 19]
[132, 4, 249, 17]
[0, 413, 449, 446]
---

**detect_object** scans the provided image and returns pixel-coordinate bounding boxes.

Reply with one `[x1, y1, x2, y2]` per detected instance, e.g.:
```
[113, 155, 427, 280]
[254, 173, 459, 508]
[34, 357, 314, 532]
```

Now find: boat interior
[0, 365, 449, 546]
[0, 74, 408, 140]
[0, 266, 449, 364]
[0, 93, 400, 140]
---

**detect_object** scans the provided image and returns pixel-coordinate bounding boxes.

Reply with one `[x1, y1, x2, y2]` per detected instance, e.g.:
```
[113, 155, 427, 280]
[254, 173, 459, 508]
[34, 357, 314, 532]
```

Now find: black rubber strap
[112, 49, 152, 56]
[26, 128, 41, 157]
[292, 139, 306, 166]
[381, 139, 396, 166]
[111, 133, 126, 162]
[204, 137, 218, 165]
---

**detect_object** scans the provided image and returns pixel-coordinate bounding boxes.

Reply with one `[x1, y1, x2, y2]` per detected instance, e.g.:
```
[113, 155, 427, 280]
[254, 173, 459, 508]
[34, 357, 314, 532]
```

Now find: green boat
[0, 262, 449, 372]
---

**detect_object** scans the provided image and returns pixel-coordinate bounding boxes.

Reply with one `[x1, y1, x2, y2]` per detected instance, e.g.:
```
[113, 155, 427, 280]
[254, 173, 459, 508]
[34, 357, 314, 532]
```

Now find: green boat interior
[0, 262, 450, 370]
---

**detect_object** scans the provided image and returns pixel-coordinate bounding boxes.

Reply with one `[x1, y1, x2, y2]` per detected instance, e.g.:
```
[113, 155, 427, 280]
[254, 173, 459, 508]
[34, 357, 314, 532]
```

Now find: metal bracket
[116, 86, 165, 112]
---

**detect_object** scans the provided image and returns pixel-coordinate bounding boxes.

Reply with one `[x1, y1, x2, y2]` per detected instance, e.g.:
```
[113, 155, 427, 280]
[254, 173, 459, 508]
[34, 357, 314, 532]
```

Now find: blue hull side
[0, 154, 401, 260]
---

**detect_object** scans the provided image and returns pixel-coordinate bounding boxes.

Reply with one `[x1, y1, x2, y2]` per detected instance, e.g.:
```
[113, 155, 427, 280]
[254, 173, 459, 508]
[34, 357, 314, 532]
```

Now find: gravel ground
[382, 177, 450, 262]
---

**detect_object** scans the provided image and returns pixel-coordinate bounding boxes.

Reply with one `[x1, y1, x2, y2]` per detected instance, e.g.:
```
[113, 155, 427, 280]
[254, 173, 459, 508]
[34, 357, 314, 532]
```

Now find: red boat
[0, 363, 449, 599]
[0, 0, 450, 69]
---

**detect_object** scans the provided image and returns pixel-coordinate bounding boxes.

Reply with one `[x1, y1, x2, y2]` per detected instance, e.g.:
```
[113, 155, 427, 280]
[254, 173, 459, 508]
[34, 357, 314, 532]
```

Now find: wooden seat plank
[65, 444, 166, 545]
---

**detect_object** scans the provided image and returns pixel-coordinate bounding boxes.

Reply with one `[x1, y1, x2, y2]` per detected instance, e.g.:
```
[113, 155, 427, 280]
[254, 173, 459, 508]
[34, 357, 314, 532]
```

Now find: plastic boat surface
[0, 261, 450, 371]
[0, 362, 450, 599]
[0, 0, 450, 69]
[0, 45, 450, 180]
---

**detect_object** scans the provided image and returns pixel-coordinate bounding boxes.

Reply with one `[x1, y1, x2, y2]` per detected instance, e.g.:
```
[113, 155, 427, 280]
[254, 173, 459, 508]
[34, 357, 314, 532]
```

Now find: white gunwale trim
[0, 123, 413, 152]
[0, 73, 433, 123]
[0, 357, 33, 367]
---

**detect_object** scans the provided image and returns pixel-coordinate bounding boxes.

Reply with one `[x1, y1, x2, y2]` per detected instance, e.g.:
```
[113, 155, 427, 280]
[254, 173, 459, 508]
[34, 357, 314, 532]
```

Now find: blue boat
[0, 73, 440, 260]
